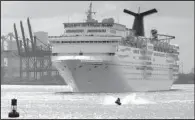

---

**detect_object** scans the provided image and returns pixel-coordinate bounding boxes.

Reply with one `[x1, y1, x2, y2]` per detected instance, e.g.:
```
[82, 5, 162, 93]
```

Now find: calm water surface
[1, 84, 194, 119]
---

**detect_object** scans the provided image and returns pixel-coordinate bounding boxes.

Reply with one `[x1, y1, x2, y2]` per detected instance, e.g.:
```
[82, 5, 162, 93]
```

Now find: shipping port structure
[1, 18, 63, 84]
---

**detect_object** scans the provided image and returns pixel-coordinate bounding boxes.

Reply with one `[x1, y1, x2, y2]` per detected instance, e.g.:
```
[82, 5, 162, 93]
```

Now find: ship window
[66, 29, 84, 33]
[56, 40, 121, 44]
[87, 29, 106, 33]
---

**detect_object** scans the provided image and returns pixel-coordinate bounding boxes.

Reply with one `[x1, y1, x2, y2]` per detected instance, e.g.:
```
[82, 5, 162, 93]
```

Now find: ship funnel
[124, 8, 157, 36]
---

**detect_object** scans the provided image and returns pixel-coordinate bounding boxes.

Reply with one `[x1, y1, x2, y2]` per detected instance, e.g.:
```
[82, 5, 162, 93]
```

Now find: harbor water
[1, 84, 194, 119]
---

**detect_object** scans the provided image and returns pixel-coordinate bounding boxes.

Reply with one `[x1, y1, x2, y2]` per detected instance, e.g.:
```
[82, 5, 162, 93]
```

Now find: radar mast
[86, 2, 97, 23]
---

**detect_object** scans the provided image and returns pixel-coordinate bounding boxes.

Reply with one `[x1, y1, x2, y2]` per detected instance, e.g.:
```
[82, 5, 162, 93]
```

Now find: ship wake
[102, 93, 156, 105]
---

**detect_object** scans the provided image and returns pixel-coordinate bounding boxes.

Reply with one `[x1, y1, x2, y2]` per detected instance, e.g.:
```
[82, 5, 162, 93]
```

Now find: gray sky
[1, 1, 194, 73]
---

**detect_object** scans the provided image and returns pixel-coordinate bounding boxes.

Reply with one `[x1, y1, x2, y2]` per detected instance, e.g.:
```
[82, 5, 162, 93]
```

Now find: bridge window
[154, 52, 165, 57]
[66, 29, 84, 33]
[51, 40, 118, 44]
[87, 29, 106, 33]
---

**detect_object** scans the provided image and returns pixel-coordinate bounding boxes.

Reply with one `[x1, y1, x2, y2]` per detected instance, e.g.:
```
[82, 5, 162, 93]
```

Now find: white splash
[102, 96, 117, 105]
[102, 93, 156, 105]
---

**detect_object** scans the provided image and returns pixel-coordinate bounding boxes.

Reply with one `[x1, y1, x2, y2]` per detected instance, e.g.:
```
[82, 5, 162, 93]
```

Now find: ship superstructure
[48, 2, 180, 92]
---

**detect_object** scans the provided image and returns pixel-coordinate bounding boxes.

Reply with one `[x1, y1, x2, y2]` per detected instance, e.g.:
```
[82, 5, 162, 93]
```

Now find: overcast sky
[1, 1, 194, 73]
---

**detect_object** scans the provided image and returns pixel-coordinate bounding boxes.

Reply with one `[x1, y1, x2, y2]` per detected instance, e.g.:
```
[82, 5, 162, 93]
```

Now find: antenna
[86, 2, 96, 22]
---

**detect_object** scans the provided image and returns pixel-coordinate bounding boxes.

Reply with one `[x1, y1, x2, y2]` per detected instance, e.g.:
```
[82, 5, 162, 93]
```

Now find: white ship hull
[53, 57, 132, 92]
[52, 50, 175, 92]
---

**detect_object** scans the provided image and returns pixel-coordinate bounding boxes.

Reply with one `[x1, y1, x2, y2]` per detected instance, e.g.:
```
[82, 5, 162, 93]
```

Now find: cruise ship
[48, 3, 180, 92]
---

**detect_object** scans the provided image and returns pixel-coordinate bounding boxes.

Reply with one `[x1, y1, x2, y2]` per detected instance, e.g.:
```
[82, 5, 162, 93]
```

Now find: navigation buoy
[115, 98, 122, 105]
[8, 99, 19, 118]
